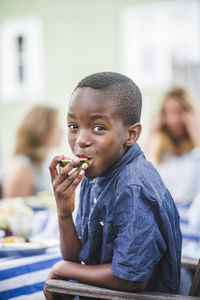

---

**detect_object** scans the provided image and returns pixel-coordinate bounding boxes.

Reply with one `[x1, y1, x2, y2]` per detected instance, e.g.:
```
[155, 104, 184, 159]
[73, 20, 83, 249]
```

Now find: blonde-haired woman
[144, 87, 200, 203]
[3, 105, 63, 198]
[144, 87, 200, 295]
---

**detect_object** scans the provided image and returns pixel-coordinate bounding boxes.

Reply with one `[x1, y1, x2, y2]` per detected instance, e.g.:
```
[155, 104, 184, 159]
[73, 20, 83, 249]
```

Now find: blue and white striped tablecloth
[0, 208, 61, 300]
[0, 247, 61, 299]
[176, 202, 200, 259]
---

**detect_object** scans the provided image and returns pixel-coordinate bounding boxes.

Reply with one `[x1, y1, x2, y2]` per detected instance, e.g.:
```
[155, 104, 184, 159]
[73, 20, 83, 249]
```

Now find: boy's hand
[43, 261, 71, 300]
[49, 155, 88, 218]
[43, 266, 59, 300]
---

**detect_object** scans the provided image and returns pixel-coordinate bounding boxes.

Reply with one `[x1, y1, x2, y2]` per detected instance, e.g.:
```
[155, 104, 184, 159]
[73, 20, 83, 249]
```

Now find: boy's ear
[124, 123, 142, 147]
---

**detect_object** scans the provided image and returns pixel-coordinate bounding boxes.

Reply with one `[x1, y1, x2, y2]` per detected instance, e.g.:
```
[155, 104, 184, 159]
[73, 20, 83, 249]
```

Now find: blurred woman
[144, 87, 200, 203]
[2, 105, 63, 198]
[144, 87, 200, 295]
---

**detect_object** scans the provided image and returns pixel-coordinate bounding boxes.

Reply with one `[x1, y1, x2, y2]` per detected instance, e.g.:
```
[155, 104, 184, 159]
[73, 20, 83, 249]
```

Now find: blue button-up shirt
[75, 143, 182, 293]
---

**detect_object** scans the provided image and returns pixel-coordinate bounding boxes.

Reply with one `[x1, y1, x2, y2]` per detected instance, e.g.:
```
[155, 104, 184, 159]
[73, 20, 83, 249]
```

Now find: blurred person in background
[2, 105, 63, 198]
[144, 87, 200, 203]
[144, 87, 200, 295]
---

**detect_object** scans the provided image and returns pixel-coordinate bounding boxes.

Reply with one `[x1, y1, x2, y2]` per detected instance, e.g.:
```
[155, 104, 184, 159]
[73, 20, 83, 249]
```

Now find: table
[0, 246, 61, 300]
[176, 202, 200, 260]
[0, 205, 61, 300]
[0, 201, 199, 299]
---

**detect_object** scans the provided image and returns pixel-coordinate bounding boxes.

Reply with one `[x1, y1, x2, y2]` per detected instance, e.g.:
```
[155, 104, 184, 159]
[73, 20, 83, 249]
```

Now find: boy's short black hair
[74, 72, 142, 126]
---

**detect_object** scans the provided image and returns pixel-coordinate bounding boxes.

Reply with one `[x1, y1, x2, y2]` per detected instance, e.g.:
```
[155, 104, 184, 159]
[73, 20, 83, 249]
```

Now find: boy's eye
[68, 123, 78, 129]
[93, 125, 106, 132]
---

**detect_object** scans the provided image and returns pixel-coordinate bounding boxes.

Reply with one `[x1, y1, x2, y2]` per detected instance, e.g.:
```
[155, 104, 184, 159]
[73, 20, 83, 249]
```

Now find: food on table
[0, 198, 33, 238]
[2, 236, 25, 243]
[0, 238, 48, 249]
[58, 156, 90, 167]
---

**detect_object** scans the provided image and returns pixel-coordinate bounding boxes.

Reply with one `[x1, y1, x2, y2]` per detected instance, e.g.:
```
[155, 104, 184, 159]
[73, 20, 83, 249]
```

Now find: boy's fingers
[50, 156, 88, 193]
[54, 157, 81, 185]
[54, 164, 87, 193]
[53, 167, 78, 190]
[49, 155, 64, 182]
[63, 169, 85, 196]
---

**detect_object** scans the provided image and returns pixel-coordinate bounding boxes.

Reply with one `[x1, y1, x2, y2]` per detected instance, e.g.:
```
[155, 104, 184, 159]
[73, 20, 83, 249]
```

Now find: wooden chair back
[189, 259, 200, 297]
[45, 257, 200, 299]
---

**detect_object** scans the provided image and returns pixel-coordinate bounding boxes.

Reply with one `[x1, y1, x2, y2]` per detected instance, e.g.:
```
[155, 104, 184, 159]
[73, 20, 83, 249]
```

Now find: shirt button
[100, 221, 104, 226]
[94, 197, 97, 204]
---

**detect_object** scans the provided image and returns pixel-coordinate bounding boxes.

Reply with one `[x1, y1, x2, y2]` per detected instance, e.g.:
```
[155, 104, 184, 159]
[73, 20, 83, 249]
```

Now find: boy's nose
[76, 129, 92, 147]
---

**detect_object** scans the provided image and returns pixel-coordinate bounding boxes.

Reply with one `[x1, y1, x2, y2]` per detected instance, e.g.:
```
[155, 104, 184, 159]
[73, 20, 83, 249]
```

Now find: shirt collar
[97, 143, 142, 183]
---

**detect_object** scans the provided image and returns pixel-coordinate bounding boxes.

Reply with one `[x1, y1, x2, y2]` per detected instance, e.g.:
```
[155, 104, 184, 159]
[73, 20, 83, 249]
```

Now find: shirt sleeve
[111, 185, 166, 282]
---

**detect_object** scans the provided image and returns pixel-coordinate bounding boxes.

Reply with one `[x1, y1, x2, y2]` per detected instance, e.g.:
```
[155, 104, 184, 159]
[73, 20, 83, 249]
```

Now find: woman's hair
[155, 87, 197, 163]
[13, 105, 59, 165]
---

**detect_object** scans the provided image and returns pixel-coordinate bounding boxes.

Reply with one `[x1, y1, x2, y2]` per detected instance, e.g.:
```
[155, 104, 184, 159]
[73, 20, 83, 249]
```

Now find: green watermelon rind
[59, 158, 90, 167]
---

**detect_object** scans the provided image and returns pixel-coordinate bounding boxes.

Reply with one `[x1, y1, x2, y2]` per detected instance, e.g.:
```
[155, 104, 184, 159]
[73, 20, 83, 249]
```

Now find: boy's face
[67, 87, 128, 179]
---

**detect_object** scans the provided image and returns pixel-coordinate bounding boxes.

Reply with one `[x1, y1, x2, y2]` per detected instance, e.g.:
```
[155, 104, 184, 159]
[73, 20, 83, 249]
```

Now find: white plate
[0, 240, 59, 257]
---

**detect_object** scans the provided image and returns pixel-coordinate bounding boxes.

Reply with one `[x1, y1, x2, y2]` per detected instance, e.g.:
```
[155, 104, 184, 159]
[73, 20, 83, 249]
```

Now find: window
[1, 18, 44, 102]
[121, 0, 200, 89]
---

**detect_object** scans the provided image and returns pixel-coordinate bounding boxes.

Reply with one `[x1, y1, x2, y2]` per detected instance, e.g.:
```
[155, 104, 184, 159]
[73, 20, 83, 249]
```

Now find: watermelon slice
[58, 157, 90, 168]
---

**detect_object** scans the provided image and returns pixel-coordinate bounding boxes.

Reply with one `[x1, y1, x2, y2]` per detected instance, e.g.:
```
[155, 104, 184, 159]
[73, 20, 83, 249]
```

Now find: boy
[44, 72, 182, 299]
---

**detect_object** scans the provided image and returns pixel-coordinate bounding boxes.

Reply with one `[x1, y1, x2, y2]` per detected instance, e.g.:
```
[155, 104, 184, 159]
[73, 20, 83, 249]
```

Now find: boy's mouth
[76, 154, 93, 165]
